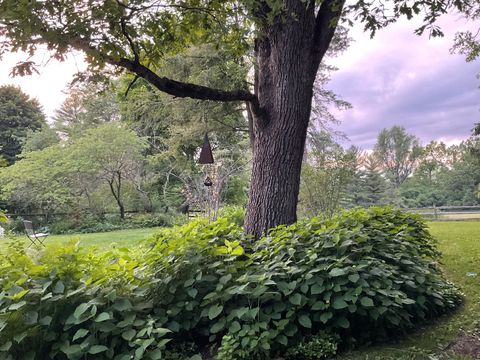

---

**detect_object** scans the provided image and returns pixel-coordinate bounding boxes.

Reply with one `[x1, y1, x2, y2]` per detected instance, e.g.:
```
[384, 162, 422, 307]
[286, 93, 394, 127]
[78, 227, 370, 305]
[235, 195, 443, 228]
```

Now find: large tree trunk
[244, 0, 341, 239]
[97, 0, 344, 239]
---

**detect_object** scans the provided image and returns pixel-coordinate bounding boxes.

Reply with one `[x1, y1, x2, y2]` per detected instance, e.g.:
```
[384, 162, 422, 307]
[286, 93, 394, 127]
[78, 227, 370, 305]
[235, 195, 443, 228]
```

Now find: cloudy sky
[0, 11, 478, 149]
[325, 14, 479, 148]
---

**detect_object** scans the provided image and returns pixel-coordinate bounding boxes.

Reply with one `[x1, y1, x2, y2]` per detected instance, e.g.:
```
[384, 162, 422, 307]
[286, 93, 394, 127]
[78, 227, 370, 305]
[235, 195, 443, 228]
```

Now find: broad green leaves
[0, 207, 463, 359]
[208, 304, 224, 320]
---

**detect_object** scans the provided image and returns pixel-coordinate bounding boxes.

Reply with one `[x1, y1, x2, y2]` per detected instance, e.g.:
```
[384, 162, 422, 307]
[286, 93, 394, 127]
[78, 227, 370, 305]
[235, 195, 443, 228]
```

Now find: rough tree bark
[244, 0, 344, 238]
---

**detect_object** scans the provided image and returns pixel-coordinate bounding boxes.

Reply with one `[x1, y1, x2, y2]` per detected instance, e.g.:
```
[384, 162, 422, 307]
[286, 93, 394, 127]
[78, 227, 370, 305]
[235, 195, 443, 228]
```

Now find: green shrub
[285, 333, 338, 360]
[216, 206, 245, 227]
[0, 207, 462, 359]
[47, 212, 183, 234]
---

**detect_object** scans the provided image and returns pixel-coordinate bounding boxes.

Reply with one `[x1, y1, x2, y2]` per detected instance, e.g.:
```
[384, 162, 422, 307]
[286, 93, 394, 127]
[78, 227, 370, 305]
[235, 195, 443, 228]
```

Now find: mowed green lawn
[1, 227, 161, 250]
[340, 220, 480, 359]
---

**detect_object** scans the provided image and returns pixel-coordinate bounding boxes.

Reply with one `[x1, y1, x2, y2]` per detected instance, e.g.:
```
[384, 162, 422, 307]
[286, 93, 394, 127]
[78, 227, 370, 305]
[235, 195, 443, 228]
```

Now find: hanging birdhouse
[204, 176, 213, 187]
[198, 132, 214, 164]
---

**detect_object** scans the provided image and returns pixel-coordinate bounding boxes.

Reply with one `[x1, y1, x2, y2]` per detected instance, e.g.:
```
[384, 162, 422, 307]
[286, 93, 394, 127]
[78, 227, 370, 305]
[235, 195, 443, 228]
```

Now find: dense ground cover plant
[0, 207, 462, 359]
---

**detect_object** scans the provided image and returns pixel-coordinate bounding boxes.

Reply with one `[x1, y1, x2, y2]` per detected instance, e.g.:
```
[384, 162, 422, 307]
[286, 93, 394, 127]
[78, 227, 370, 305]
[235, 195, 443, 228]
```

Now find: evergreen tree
[346, 154, 389, 208]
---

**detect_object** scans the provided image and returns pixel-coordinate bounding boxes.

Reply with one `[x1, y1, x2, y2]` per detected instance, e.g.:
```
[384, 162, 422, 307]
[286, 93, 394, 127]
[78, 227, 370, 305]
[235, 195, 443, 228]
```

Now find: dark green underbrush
[7, 212, 183, 235]
[0, 207, 462, 359]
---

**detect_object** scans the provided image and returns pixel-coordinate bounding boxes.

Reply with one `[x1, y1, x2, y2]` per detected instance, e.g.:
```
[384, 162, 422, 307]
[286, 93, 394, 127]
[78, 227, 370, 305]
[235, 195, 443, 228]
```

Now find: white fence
[408, 206, 480, 221]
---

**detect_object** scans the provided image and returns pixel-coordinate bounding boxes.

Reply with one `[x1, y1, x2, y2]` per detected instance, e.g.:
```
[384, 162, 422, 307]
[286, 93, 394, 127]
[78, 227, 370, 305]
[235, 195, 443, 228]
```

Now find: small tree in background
[352, 154, 389, 207]
[21, 126, 60, 153]
[374, 126, 423, 188]
[299, 131, 356, 218]
[53, 84, 120, 138]
[68, 123, 148, 220]
[0, 85, 45, 164]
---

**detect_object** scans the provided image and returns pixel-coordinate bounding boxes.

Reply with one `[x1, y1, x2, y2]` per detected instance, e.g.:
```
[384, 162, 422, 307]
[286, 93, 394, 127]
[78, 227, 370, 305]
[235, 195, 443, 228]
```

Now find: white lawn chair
[23, 220, 48, 247]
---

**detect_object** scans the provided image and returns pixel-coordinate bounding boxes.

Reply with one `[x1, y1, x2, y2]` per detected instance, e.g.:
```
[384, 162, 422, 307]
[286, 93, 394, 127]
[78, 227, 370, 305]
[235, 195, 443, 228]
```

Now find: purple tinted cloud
[327, 15, 480, 149]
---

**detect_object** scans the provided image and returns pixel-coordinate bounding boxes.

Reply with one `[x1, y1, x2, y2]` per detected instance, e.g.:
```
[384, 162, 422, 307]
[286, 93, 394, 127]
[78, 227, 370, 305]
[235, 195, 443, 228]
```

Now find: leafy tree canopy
[53, 83, 120, 138]
[0, 0, 474, 94]
[21, 125, 60, 153]
[451, 3, 480, 61]
[0, 85, 46, 164]
[374, 126, 423, 187]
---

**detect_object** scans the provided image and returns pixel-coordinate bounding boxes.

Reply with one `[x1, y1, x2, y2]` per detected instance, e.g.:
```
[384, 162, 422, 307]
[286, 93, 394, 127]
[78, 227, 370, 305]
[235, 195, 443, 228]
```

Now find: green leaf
[39, 316, 52, 326]
[276, 335, 288, 346]
[53, 280, 65, 294]
[229, 321, 241, 333]
[89, 345, 109, 354]
[0, 341, 11, 352]
[149, 349, 163, 360]
[114, 298, 132, 312]
[187, 288, 198, 298]
[336, 317, 350, 328]
[135, 347, 145, 360]
[329, 268, 346, 277]
[289, 293, 302, 306]
[231, 245, 244, 256]
[403, 298, 416, 305]
[168, 321, 180, 332]
[320, 312, 333, 323]
[332, 297, 348, 309]
[73, 303, 89, 319]
[14, 332, 27, 344]
[298, 315, 312, 328]
[73, 329, 89, 342]
[311, 301, 325, 310]
[210, 318, 226, 333]
[23, 311, 38, 325]
[208, 304, 223, 320]
[122, 328, 136, 341]
[12, 289, 29, 300]
[311, 284, 324, 295]
[106, 289, 117, 302]
[95, 312, 111, 322]
[219, 274, 232, 285]
[348, 273, 360, 283]
[184, 278, 195, 287]
[360, 297, 374, 307]
[9, 301, 26, 310]
[154, 328, 172, 337]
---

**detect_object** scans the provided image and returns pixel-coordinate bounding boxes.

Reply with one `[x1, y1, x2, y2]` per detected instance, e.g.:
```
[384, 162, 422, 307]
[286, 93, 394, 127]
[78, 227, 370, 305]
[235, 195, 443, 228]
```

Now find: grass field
[1, 227, 161, 250]
[442, 213, 480, 220]
[340, 220, 480, 359]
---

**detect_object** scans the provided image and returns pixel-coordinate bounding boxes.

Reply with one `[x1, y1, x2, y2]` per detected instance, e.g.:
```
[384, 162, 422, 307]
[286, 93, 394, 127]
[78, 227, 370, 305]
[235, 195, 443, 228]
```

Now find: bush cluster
[0, 207, 462, 359]
[6, 212, 185, 235]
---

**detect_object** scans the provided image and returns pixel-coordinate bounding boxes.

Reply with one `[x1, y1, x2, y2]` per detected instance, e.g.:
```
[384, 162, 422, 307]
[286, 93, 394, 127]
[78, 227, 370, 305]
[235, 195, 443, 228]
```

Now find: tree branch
[125, 75, 140, 97]
[114, 57, 255, 102]
[312, 0, 346, 64]
[67, 37, 262, 109]
[120, 16, 139, 64]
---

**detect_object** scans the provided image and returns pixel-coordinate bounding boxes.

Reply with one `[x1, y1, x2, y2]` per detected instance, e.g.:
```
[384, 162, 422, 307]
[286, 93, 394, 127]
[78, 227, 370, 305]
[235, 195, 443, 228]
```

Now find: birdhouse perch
[198, 132, 214, 164]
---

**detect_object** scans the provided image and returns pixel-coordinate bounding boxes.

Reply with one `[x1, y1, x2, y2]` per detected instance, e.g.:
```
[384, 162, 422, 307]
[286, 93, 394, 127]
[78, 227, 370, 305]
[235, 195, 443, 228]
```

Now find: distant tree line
[1, 54, 478, 230]
[299, 125, 480, 217]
